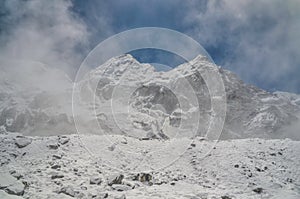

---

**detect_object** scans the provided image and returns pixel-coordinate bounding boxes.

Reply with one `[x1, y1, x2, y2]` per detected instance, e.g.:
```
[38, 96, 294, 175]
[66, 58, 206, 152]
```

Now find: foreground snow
[0, 132, 299, 199]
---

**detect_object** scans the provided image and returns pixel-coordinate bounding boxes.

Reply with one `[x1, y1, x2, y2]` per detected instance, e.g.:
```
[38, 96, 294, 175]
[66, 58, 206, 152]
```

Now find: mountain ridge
[0, 54, 299, 140]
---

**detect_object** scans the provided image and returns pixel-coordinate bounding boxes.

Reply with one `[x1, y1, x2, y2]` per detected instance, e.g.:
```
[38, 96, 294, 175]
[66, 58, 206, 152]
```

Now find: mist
[0, 0, 88, 80]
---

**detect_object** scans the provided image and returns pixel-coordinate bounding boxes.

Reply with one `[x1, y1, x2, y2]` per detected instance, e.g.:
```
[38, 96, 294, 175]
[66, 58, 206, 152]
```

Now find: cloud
[71, 0, 300, 93]
[185, 0, 300, 93]
[0, 0, 89, 77]
[1, 0, 299, 93]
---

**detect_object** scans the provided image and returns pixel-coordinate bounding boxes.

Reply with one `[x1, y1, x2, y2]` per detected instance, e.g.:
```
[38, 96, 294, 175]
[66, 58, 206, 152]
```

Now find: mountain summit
[0, 55, 299, 139]
[74, 54, 300, 140]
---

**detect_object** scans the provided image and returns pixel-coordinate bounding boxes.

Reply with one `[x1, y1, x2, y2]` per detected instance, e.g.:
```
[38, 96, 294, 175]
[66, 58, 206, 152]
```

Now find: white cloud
[185, 0, 300, 92]
[0, 0, 89, 77]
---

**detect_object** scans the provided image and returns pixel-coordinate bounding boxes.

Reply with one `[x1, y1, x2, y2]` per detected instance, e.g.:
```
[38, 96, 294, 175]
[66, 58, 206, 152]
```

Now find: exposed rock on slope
[0, 133, 299, 198]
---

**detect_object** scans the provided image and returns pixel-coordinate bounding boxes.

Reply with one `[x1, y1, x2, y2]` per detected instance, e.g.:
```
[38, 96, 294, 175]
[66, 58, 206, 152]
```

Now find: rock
[120, 138, 127, 144]
[114, 194, 126, 199]
[108, 144, 116, 151]
[0, 172, 25, 196]
[90, 176, 102, 185]
[47, 141, 59, 149]
[107, 174, 124, 186]
[51, 164, 61, 170]
[97, 192, 108, 198]
[9, 171, 22, 180]
[133, 173, 153, 183]
[0, 190, 23, 199]
[51, 172, 64, 179]
[76, 192, 86, 198]
[111, 184, 131, 192]
[221, 196, 232, 199]
[122, 180, 141, 189]
[253, 187, 263, 194]
[139, 137, 151, 141]
[59, 136, 70, 145]
[53, 154, 63, 159]
[15, 137, 32, 148]
[5, 183, 25, 196]
[59, 186, 75, 197]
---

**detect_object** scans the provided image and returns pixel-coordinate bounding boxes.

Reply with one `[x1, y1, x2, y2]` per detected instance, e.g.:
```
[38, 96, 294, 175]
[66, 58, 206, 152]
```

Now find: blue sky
[1, 0, 300, 93]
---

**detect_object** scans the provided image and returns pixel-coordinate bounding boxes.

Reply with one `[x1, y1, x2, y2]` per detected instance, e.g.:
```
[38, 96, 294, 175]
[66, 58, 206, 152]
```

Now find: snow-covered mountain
[1, 55, 300, 140]
[0, 55, 300, 199]
[74, 54, 300, 140]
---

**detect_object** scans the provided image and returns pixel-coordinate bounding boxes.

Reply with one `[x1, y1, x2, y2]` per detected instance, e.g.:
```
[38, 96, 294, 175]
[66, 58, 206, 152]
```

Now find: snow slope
[0, 132, 299, 199]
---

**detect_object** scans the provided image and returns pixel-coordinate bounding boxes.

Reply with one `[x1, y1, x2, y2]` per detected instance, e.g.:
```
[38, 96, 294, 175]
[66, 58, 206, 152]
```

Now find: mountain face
[1, 55, 300, 139]
[0, 54, 300, 198]
[74, 54, 300, 140]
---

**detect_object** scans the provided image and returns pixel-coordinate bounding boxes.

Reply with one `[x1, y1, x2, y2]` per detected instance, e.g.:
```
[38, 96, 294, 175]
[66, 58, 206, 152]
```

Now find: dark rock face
[131, 84, 180, 115]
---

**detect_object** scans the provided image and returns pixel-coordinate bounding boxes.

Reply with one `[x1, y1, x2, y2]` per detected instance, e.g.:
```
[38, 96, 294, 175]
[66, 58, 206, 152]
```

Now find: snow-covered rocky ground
[0, 132, 299, 199]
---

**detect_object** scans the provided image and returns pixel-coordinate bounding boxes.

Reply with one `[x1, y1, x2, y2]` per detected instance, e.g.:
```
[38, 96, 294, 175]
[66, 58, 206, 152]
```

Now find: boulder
[107, 174, 124, 186]
[111, 185, 131, 192]
[59, 185, 75, 197]
[15, 137, 32, 148]
[97, 192, 109, 198]
[0, 172, 25, 196]
[90, 176, 102, 185]
[114, 194, 126, 199]
[58, 136, 70, 145]
[47, 141, 59, 150]
[0, 190, 23, 199]
[51, 172, 64, 179]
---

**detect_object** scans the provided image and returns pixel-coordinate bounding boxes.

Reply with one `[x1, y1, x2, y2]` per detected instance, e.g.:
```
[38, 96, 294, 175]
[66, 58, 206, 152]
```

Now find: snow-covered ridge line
[0, 54, 300, 140]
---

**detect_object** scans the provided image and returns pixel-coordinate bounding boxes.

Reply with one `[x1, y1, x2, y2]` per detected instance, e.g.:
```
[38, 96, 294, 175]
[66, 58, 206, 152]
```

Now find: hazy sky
[1, 0, 300, 93]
